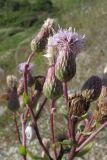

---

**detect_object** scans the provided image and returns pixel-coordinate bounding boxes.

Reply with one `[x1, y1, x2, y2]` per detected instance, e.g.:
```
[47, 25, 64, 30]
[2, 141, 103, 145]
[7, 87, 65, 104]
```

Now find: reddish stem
[68, 116, 77, 160]
[13, 113, 21, 144]
[63, 82, 72, 139]
[23, 53, 52, 159]
[63, 82, 68, 101]
[27, 103, 53, 160]
[78, 117, 94, 145]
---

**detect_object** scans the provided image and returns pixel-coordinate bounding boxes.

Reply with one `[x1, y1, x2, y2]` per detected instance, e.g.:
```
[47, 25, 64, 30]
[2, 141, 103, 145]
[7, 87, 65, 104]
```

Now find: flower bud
[55, 48, 76, 82]
[43, 65, 63, 100]
[8, 87, 20, 112]
[31, 18, 55, 52]
[25, 125, 36, 142]
[6, 75, 17, 89]
[81, 75, 102, 102]
[68, 93, 90, 117]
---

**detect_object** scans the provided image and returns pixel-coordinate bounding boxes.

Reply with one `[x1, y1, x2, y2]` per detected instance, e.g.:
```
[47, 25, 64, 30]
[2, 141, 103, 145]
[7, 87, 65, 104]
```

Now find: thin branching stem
[63, 82, 72, 139]
[76, 121, 107, 152]
[23, 60, 53, 159]
[27, 102, 53, 160]
[35, 98, 47, 120]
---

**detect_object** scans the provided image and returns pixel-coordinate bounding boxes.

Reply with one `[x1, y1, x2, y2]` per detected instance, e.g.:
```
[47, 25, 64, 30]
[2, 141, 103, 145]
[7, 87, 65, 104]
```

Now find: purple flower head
[18, 62, 34, 73]
[51, 28, 85, 57]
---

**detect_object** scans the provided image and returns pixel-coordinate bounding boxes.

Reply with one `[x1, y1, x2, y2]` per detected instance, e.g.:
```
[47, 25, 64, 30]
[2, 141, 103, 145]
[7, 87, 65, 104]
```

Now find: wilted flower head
[31, 18, 55, 52]
[6, 75, 18, 89]
[94, 97, 107, 123]
[68, 93, 90, 117]
[43, 18, 55, 29]
[51, 28, 85, 57]
[18, 62, 34, 73]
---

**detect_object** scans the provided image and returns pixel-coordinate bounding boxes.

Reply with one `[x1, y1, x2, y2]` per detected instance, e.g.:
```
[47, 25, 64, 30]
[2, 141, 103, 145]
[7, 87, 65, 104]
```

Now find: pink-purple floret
[51, 29, 85, 56]
[18, 62, 33, 73]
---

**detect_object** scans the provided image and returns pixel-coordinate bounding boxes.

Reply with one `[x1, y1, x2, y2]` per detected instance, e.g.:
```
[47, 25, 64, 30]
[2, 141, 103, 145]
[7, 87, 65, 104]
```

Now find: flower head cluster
[45, 28, 85, 67]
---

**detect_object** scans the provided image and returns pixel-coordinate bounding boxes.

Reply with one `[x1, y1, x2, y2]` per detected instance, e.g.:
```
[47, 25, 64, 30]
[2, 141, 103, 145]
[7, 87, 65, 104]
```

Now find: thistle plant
[2, 18, 107, 160]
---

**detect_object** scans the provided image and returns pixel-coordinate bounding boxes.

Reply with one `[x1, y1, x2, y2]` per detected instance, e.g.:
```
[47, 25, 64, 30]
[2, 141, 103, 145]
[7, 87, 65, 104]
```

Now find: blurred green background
[0, 0, 107, 159]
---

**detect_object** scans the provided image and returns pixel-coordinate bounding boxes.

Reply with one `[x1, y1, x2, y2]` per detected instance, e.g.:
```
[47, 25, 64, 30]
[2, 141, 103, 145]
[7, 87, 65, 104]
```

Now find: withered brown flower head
[68, 93, 90, 117]
[94, 97, 107, 123]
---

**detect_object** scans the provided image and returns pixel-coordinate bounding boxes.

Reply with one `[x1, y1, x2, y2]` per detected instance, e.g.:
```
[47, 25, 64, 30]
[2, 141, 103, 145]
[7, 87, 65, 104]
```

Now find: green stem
[63, 82, 72, 139]
[21, 114, 27, 160]
[50, 100, 57, 160]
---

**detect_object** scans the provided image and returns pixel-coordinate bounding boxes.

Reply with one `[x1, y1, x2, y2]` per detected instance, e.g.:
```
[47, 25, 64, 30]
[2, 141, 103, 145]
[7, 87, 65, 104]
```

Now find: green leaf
[52, 142, 61, 149]
[95, 120, 100, 128]
[27, 150, 41, 160]
[61, 139, 73, 146]
[77, 123, 85, 132]
[35, 102, 40, 112]
[19, 145, 27, 156]
[61, 156, 67, 160]
[78, 113, 88, 121]
[81, 131, 92, 136]
[23, 92, 30, 105]
[52, 139, 73, 150]
[42, 154, 49, 160]
[76, 142, 93, 157]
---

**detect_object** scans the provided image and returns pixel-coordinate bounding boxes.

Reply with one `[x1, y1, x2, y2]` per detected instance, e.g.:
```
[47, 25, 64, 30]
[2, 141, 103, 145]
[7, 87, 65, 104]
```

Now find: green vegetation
[0, 0, 107, 75]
